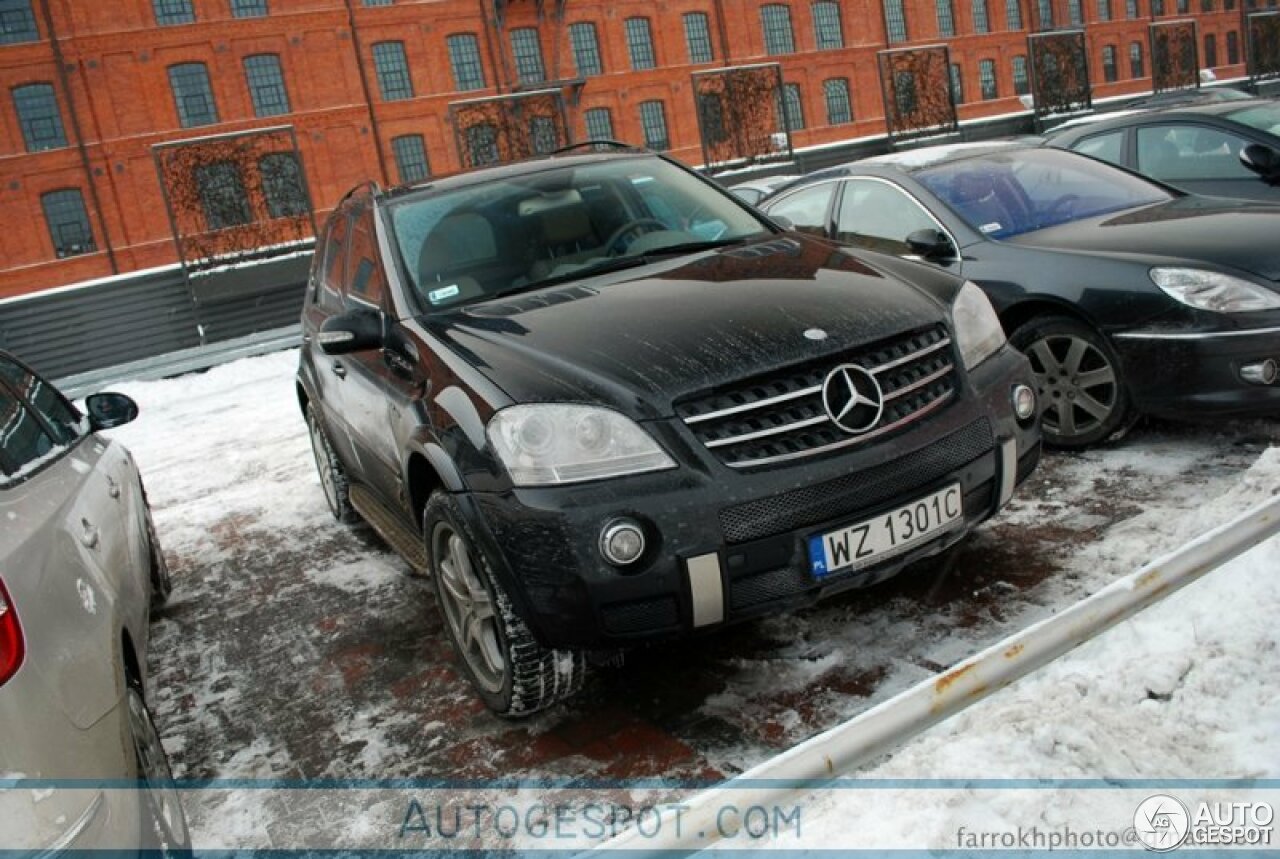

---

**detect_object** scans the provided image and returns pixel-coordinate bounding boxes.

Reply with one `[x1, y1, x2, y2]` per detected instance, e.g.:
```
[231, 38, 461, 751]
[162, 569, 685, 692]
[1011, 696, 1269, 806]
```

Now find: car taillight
[0, 579, 24, 687]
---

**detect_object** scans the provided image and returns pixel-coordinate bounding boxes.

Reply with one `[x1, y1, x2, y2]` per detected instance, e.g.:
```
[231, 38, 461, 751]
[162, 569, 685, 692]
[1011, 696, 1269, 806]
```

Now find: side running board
[349, 484, 431, 576]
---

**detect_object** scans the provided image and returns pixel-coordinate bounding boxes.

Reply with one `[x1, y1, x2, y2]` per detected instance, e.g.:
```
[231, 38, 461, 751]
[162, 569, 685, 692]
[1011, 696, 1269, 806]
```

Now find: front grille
[718, 417, 994, 543]
[676, 325, 957, 468]
[600, 596, 679, 635]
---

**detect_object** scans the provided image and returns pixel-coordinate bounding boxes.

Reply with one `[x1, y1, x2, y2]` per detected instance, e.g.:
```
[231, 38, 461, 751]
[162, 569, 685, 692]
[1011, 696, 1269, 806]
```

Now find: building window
[231, 0, 267, 16]
[12, 83, 66, 152]
[1037, 0, 1054, 27]
[1126, 0, 1139, 14]
[41, 189, 95, 258]
[625, 17, 656, 70]
[1204, 33, 1217, 66]
[362, 0, 392, 5]
[1224, 0, 1234, 9]
[168, 63, 219, 127]
[467, 124, 499, 166]
[813, 1, 844, 49]
[446, 34, 485, 91]
[1067, 0, 1083, 24]
[0, 0, 38, 44]
[698, 93, 726, 143]
[936, 0, 955, 36]
[1097, 0, 1111, 19]
[761, 4, 795, 55]
[979, 58, 998, 99]
[895, 70, 917, 114]
[949, 63, 964, 103]
[973, 0, 990, 32]
[1102, 44, 1118, 81]
[1012, 54, 1030, 94]
[885, 0, 908, 42]
[776, 82, 804, 130]
[510, 27, 545, 84]
[1130, 40, 1144, 76]
[823, 78, 852, 124]
[391, 134, 429, 184]
[1201, 0, 1213, 8]
[243, 54, 289, 117]
[1005, 0, 1023, 28]
[1227, 29, 1239, 64]
[1151, 0, 1164, 13]
[569, 22, 603, 76]
[638, 100, 669, 150]
[529, 115, 557, 154]
[1176, 0, 1187, 11]
[153, 0, 194, 25]
[683, 12, 714, 63]
[372, 41, 413, 101]
[259, 152, 307, 218]
[584, 107, 613, 140]
[196, 162, 251, 230]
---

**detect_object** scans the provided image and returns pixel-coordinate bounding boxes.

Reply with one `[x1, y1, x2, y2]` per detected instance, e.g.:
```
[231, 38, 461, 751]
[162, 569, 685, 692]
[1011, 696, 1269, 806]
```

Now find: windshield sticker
[429, 284, 461, 303]
[980, 222, 1002, 234]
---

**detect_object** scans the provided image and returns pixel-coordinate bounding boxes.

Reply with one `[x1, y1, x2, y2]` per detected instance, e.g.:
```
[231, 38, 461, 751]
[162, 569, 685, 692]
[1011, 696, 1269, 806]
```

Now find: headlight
[952, 281, 1006, 370]
[487, 404, 676, 486]
[1150, 267, 1280, 313]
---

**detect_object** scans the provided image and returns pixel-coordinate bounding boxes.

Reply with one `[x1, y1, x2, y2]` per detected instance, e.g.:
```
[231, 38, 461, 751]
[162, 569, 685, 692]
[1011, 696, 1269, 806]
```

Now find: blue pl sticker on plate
[428, 284, 461, 304]
[808, 535, 830, 578]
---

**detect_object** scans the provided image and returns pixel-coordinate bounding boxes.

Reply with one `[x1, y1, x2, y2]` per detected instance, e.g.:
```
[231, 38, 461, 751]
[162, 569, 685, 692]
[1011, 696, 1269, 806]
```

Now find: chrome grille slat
[676, 325, 957, 468]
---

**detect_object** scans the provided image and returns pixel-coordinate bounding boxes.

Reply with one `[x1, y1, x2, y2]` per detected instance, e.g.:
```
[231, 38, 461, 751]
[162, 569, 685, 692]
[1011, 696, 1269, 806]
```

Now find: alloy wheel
[1025, 333, 1119, 441]
[432, 523, 507, 694]
[127, 686, 188, 848]
[308, 416, 340, 515]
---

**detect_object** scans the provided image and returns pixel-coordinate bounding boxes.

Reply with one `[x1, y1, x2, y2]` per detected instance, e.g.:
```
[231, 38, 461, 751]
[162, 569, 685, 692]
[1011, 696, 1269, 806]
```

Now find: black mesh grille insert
[600, 596, 679, 635]
[676, 325, 957, 468]
[718, 417, 994, 544]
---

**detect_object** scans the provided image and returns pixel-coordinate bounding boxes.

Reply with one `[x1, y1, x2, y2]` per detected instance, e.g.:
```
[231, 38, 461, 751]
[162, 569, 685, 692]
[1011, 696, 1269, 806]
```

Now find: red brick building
[0, 0, 1258, 297]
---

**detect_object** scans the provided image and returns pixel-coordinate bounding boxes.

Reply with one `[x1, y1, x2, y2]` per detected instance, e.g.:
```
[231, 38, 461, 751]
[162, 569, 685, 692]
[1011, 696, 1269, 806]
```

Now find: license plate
[808, 484, 963, 578]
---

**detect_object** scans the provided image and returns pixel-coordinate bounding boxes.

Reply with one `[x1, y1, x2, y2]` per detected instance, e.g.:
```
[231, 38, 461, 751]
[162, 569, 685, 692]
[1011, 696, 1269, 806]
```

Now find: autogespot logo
[1133, 794, 1191, 852]
[821, 364, 884, 435]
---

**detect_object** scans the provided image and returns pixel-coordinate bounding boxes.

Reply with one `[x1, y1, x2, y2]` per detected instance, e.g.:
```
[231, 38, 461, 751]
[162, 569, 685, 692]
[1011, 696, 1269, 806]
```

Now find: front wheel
[424, 492, 585, 716]
[127, 684, 191, 854]
[1010, 315, 1134, 449]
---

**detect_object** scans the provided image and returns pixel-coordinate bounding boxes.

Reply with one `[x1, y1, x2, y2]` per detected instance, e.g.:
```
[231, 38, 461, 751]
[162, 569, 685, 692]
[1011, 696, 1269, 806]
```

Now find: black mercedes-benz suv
[297, 147, 1041, 715]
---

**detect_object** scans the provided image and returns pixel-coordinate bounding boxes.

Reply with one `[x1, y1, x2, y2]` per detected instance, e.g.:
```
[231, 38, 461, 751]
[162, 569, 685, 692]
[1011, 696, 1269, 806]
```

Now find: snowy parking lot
[104, 349, 1279, 847]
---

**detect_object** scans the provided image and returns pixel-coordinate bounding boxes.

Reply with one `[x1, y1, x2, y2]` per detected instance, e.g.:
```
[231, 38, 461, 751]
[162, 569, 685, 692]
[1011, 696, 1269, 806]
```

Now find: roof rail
[336, 179, 381, 206]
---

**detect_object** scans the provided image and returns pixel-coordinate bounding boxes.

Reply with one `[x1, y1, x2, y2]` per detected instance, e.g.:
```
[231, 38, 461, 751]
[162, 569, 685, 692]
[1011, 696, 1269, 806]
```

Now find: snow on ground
[98, 349, 1280, 849]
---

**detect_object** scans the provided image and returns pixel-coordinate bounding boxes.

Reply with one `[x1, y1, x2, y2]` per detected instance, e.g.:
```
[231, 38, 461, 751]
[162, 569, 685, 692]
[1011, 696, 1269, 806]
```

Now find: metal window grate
[824, 78, 852, 124]
[761, 4, 795, 54]
[392, 134, 429, 183]
[569, 22, 603, 76]
[625, 17, 656, 70]
[510, 28, 545, 84]
[684, 12, 714, 63]
[231, 0, 267, 17]
[467, 124, 499, 166]
[446, 34, 486, 91]
[168, 63, 219, 127]
[13, 83, 66, 152]
[244, 54, 290, 117]
[40, 189, 95, 259]
[0, 0, 38, 44]
[813, 1, 844, 49]
[584, 107, 613, 140]
[529, 115, 557, 154]
[638, 100, 669, 150]
[195, 162, 251, 230]
[372, 41, 413, 101]
[259, 152, 307, 218]
[153, 0, 195, 25]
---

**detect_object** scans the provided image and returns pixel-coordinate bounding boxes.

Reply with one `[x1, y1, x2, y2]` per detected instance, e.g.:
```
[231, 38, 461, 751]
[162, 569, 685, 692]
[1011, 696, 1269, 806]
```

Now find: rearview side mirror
[319, 309, 384, 355]
[1239, 143, 1280, 185]
[771, 215, 795, 231]
[906, 228, 956, 261]
[85, 392, 139, 431]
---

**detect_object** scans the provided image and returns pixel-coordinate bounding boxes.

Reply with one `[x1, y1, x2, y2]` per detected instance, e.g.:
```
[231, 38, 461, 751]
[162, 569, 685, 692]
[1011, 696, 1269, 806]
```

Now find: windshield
[916, 148, 1171, 238]
[1227, 104, 1280, 137]
[388, 156, 770, 311]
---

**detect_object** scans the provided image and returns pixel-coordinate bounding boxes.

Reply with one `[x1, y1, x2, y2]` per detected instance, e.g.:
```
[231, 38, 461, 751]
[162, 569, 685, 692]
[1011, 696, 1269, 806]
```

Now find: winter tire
[307, 403, 358, 524]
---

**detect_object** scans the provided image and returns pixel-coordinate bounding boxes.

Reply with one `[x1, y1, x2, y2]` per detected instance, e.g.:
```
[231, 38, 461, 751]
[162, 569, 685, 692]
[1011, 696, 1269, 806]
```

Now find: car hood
[1006, 197, 1280, 282]
[420, 236, 952, 420]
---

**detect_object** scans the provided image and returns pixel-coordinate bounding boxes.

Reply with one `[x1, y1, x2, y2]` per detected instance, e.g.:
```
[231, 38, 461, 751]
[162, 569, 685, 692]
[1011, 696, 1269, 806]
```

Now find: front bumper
[464, 346, 1039, 650]
[1112, 325, 1280, 417]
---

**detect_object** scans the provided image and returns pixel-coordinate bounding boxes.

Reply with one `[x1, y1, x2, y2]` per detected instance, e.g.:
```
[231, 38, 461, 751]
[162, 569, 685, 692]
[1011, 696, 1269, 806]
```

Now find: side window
[1136, 123, 1254, 182]
[344, 207, 386, 309]
[1072, 130, 1125, 167]
[0, 386, 58, 478]
[835, 179, 943, 255]
[0, 356, 81, 445]
[767, 183, 836, 236]
[318, 211, 350, 311]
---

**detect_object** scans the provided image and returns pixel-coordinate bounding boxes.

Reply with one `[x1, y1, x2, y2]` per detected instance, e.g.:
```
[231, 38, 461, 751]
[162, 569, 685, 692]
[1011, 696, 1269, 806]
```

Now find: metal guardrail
[594, 491, 1280, 854]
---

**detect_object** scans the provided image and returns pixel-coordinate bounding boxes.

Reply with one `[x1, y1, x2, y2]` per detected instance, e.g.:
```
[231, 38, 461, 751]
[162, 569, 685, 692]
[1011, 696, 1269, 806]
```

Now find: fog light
[600, 519, 646, 566]
[1240, 359, 1278, 386]
[1012, 384, 1037, 420]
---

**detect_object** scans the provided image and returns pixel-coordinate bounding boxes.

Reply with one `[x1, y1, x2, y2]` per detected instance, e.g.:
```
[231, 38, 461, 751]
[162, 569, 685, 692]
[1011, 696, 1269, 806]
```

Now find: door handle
[331, 361, 347, 379]
[80, 518, 100, 549]
[106, 475, 121, 499]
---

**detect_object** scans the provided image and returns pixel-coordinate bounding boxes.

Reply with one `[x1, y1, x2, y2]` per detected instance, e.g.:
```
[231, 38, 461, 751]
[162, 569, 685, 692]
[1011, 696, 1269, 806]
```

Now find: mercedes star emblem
[822, 364, 885, 434]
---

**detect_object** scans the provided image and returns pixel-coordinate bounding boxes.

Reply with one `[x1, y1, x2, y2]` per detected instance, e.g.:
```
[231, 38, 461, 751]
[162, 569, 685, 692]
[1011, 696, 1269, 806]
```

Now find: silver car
[0, 350, 188, 852]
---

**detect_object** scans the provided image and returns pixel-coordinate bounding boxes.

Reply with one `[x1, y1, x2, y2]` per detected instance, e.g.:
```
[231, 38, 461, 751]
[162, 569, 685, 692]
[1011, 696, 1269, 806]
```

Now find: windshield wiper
[632, 236, 752, 257]
[491, 256, 657, 298]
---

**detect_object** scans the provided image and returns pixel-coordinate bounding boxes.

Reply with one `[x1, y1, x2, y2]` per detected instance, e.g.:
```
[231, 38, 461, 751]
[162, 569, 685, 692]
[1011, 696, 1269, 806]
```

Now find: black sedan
[1044, 99, 1280, 202]
[759, 142, 1280, 447]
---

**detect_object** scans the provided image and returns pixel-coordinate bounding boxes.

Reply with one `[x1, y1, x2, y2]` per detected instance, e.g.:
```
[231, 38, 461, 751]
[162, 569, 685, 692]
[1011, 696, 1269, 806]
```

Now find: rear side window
[767, 182, 836, 236]
[0, 356, 81, 445]
[0, 387, 58, 479]
[345, 208, 386, 309]
[317, 211, 350, 311]
[1072, 130, 1125, 167]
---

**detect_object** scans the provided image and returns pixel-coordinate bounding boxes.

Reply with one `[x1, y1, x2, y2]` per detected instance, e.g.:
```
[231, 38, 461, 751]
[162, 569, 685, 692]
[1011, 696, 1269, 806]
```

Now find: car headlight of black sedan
[1150, 267, 1280, 313]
